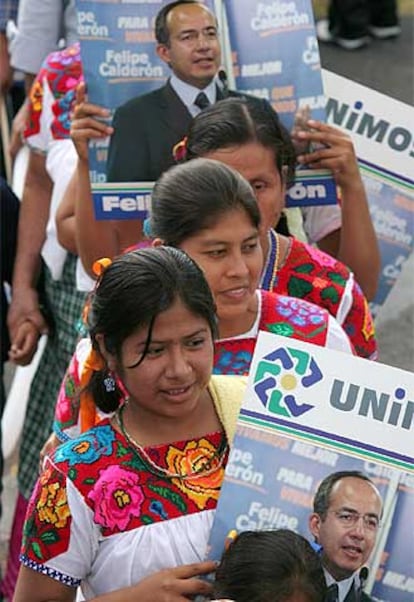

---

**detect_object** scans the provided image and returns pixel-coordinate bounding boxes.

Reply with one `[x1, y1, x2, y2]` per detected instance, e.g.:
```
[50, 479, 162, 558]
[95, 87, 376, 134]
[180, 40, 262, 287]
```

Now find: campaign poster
[78, 0, 342, 219]
[371, 478, 414, 601]
[207, 332, 413, 599]
[224, 0, 338, 208]
[322, 70, 414, 318]
[75, 0, 215, 218]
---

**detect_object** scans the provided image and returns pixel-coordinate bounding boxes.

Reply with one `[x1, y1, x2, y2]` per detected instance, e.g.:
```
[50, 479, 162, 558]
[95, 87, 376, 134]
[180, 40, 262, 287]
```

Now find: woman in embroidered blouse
[51, 158, 352, 444]
[66, 89, 376, 360]
[181, 98, 377, 361]
[15, 246, 246, 602]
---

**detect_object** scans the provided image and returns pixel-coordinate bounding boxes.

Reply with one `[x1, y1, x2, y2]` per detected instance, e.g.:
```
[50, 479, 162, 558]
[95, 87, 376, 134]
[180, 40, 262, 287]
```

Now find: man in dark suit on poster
[70, 0, 273, 278]
[309, 471, 382, 602]
[106, 0, 236, 182]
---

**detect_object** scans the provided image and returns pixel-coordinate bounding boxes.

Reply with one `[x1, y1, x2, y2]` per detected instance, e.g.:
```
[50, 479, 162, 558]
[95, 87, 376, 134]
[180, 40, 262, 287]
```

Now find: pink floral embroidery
[306, 244, 337, 268]
[88, 465, 144, 531]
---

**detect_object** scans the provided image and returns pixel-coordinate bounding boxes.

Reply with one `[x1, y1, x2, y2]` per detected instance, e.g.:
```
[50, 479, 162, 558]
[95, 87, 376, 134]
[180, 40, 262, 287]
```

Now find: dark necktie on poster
[326, 583, 339, 602]
[194, 92, 210, 110]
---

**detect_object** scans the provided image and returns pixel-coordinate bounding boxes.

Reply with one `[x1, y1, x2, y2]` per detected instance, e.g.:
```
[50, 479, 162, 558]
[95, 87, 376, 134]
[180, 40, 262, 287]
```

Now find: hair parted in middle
[150, 157, 261, 246]
[184, 96, 297, 185]
[87, 246, 217, 412]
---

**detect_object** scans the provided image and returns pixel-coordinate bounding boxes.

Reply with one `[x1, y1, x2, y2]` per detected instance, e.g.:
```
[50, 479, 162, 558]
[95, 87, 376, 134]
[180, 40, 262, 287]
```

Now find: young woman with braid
[15, 246, 244, 601]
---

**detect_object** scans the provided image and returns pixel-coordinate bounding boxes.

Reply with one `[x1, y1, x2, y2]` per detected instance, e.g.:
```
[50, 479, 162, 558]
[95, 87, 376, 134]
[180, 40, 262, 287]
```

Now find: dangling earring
[103, 371, 116, 393]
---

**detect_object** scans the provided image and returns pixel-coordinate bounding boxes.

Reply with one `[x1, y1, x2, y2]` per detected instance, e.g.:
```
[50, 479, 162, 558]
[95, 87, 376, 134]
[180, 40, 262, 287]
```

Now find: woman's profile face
[179, 207, 263, 335]
[204, 142, 286, 240]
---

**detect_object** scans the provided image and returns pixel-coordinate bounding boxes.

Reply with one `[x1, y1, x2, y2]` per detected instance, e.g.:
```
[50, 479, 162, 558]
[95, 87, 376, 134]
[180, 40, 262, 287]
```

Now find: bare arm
[55, 172, 78, 255]
[7, 150, 51, 342]
[0, 32, 13, 93]
[74, 158, 121, 277]
[70, 84, 119, 275]
[294, 120, 380, 300]
[13, 567, 76, 602]
[71, 84, 143, 277]
[315, 228, 340, 257]
[14, 561, 216, 602]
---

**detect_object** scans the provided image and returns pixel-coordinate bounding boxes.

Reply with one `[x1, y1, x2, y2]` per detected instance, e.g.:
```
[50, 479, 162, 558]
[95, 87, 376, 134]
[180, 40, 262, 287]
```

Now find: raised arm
[55, 172, 77, 255]
[70, 84, 143, 277]
[293, 120, 380, 300]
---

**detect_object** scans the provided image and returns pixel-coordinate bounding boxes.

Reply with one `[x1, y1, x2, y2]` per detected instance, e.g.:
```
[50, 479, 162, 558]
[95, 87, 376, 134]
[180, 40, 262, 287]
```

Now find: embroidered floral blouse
[24, 42, 82, 144]
[21, 375, 246, 599]
[261, 231, 376, 359]
[21, 422, 226, 598]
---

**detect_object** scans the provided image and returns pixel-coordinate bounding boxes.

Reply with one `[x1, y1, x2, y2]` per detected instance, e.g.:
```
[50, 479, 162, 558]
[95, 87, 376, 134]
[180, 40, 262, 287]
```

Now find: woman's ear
[152, 238, 164, 248]
[95, 334, 117, 371]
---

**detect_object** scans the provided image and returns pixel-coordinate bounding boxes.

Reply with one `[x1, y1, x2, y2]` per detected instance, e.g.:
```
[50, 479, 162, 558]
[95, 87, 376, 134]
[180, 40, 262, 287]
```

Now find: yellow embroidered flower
[29, 80, 43, 112]
[37, 481, 70, 528]
[73, 440, 92, 455]
[166, 439, 225, 509]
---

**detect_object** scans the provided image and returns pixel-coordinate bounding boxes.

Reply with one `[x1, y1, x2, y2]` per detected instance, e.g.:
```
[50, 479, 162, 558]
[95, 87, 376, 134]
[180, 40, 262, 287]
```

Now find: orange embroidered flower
[312, 277, 326, 289]
[362, 297, 375, 340]
[37, 480, 70, 528]
[166, 439, 225, 509]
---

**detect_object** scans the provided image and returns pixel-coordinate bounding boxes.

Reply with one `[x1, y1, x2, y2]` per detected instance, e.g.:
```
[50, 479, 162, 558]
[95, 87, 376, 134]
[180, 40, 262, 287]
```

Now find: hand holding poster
[76, 0, 216, 220]
[77, 0, 341, 220]
[207, 332, 413, 601]
[224, 0, 338, 208]
[322, 70, 414, 318]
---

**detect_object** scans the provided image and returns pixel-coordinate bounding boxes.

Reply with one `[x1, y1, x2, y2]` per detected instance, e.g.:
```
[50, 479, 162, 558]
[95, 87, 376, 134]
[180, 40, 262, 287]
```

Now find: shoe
[316, 19, 370, 50]
[369, 24, 401, 39]
[316, 19, 334, 42]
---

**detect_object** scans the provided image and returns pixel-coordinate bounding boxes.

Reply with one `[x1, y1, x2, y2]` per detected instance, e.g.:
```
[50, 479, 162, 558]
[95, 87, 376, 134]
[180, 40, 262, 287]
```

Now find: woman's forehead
[204, 143, 280, 179]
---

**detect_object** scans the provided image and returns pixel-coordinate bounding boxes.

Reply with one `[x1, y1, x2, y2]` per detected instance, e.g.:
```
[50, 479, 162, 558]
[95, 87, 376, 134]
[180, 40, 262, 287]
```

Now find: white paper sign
[244, 332, 413, 472]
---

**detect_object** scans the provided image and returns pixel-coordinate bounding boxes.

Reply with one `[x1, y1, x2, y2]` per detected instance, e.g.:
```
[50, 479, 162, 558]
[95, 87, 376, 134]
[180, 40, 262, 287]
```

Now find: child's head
[214, 529, 327, 602]
[88, 246, 217, 412]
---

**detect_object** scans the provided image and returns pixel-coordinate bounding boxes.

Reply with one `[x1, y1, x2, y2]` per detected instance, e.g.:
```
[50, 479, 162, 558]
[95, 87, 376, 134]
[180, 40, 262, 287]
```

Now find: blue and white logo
[253, 347, 323, 418]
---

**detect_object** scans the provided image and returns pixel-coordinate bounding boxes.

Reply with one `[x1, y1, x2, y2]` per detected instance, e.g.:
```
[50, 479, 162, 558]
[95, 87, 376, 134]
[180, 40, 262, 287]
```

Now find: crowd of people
[0, 1, 390, 601]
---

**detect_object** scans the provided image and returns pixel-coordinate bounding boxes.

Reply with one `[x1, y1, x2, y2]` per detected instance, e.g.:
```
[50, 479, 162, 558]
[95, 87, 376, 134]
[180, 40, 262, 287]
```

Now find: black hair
[150, 157, 260, 247]
[87, 246, 217, 413]
[313, 471, 377, 519]
[185, 96, 296, 185]
[155, 1, 211, 45]
[214, 529, 327, 602]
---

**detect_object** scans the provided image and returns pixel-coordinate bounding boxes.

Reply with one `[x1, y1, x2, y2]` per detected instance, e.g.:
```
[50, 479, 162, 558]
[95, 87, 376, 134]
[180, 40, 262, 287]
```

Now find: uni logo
[253, 347, 323, 418]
